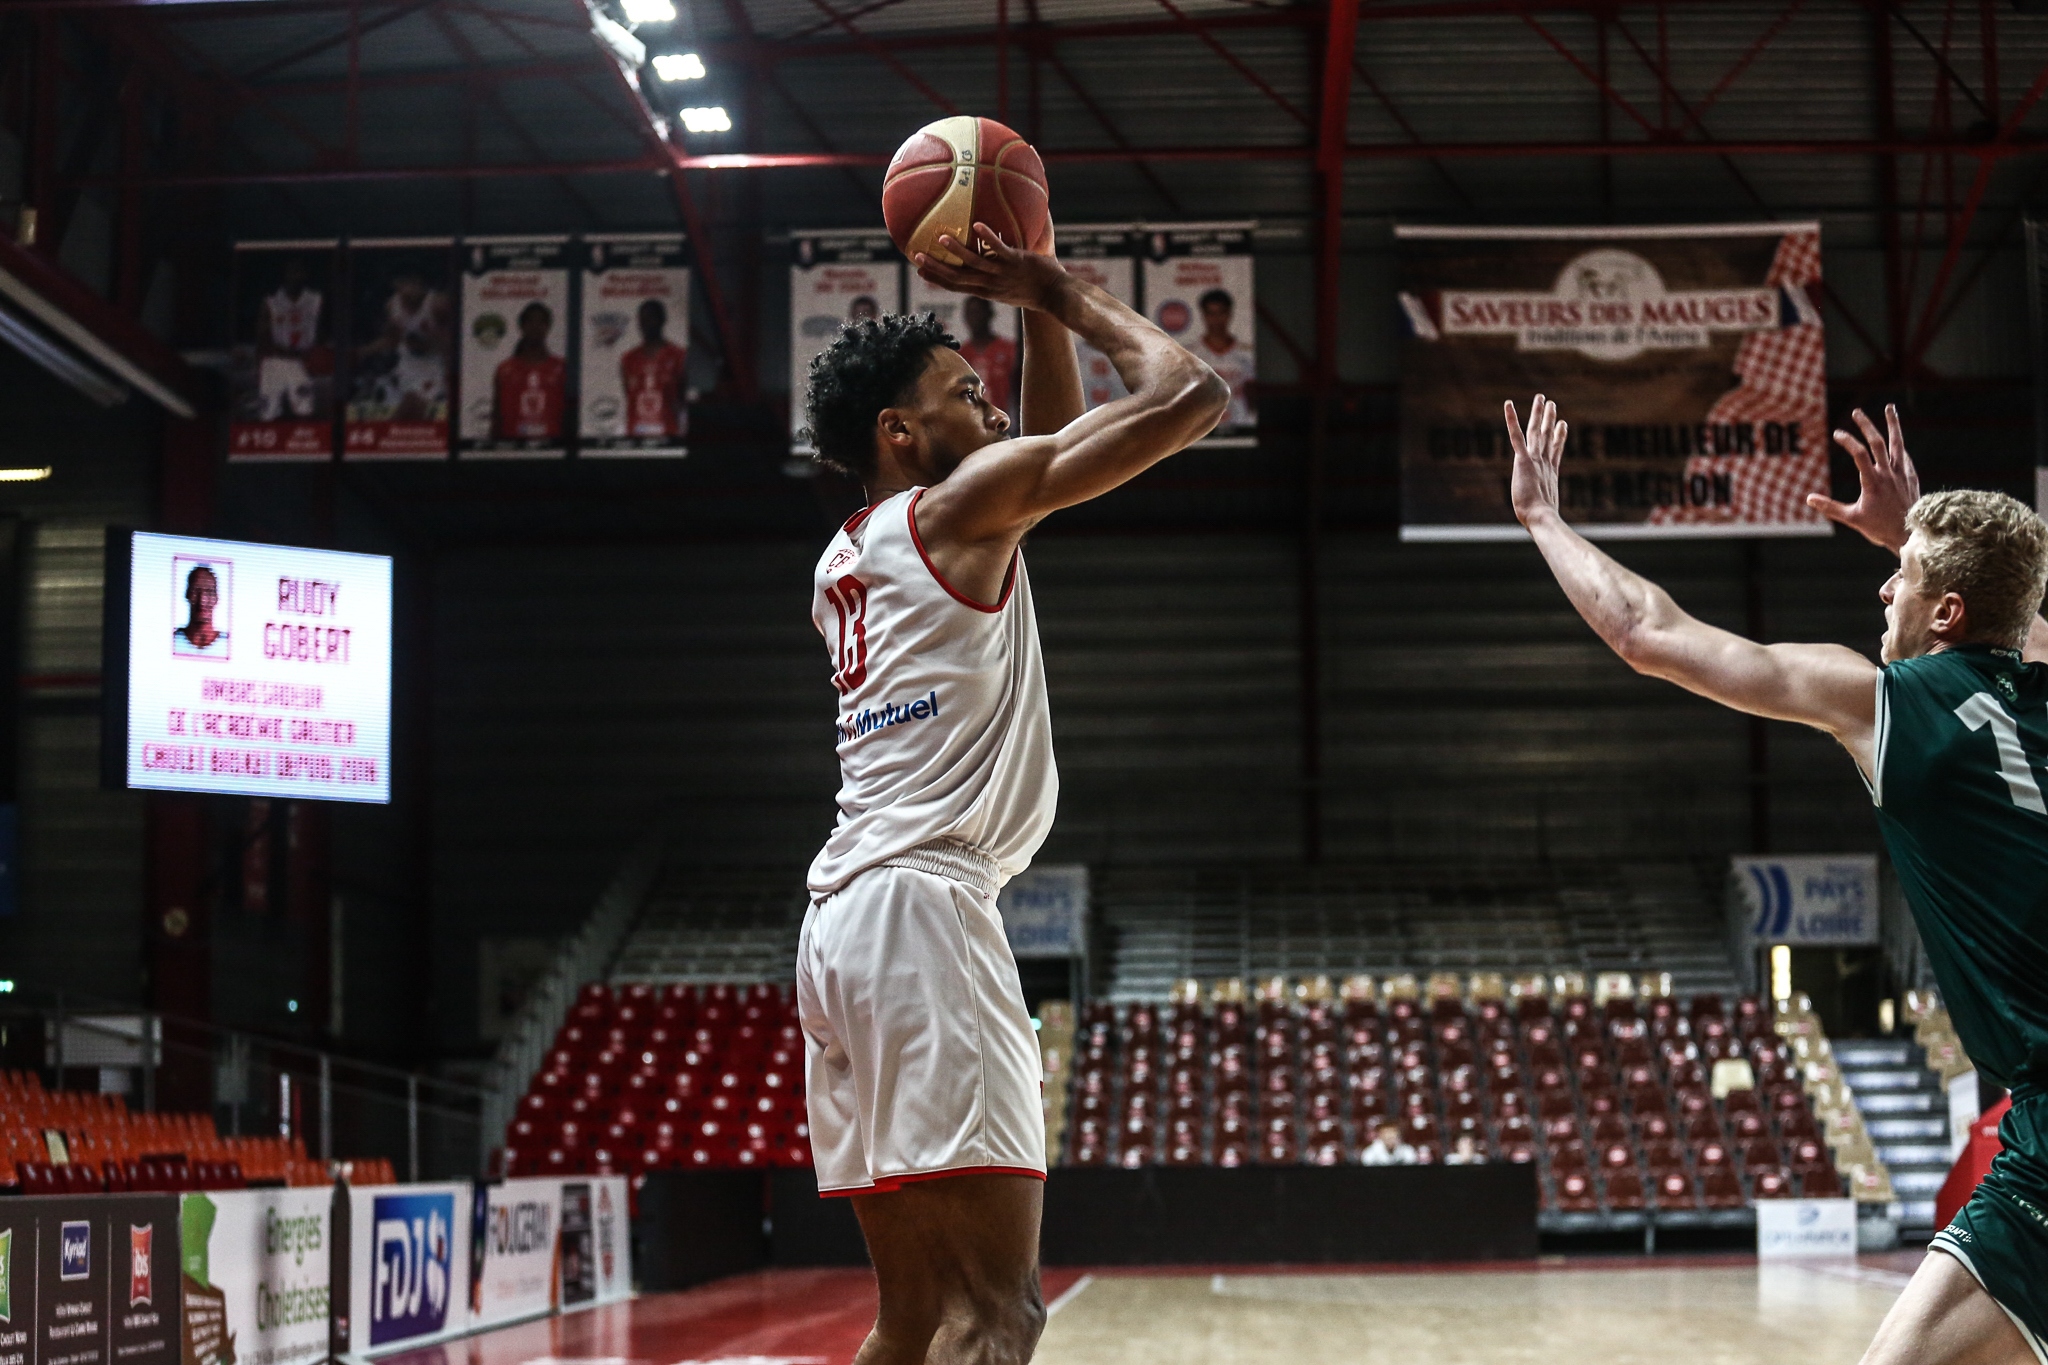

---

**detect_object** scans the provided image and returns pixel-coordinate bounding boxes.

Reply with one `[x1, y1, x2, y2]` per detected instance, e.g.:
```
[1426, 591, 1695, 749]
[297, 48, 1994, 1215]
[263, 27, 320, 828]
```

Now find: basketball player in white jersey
[256, 258, 322, 421]
[799, 222, 1227, 1365]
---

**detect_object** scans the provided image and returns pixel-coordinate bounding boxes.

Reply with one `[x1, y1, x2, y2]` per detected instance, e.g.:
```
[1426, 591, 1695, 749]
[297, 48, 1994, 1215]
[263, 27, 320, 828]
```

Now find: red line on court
[377, 1269, 1089, 1365]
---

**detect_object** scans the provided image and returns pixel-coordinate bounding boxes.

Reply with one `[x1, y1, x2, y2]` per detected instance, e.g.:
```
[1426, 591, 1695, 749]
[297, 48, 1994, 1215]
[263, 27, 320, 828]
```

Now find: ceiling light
[620, 0, 676, 22]
[680, 106, 731, 133]
[0, 467, 53, 482]
[653, 52, 705, 81]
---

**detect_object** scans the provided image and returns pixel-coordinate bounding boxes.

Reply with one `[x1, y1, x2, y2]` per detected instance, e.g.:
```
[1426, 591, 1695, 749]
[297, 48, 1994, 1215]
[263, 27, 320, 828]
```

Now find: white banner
[1734, 856, 1881, 946]
[459, 237, 572, 459]
[790, 232, 902, 449]
[179, 1188, 331, 1365]
[1141, 222, 1256, 444]
[1058, 226, 1138, 413]
[348, 1183, 471, 1356]
[467, 1178, 556, 1329]
[578, 235, 690, 458]
[1756, 1198, 1857, 1258]
[998, 864, 1088, 959]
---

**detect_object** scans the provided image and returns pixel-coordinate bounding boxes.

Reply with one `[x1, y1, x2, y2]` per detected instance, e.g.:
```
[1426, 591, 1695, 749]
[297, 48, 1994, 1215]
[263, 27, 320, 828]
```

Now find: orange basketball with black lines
[882, 117, 1051, 266]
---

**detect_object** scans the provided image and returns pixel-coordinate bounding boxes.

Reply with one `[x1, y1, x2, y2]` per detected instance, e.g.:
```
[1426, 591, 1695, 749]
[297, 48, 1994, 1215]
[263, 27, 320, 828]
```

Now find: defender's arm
[1508, 396, 1880, 778]
[915, 225, 1228, 543]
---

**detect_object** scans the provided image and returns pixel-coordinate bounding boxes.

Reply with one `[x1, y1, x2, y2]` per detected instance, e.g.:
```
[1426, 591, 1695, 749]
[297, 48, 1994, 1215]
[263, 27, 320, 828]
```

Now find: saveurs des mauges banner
[1396, 222, 1831, 541]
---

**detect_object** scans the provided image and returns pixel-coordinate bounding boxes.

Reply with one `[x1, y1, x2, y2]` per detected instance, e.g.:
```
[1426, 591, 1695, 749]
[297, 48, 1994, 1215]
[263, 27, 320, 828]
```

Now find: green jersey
[1872, 644, 2048, 1091]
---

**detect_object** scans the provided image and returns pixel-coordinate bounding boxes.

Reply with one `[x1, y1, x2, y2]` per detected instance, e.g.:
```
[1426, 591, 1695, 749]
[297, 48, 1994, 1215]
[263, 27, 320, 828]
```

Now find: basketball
[882, 116, 1051, 266]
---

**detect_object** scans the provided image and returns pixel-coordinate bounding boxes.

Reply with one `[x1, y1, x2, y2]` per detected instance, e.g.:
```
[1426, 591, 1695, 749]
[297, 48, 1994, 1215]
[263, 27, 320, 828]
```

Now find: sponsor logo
[1998, 675, 2020, 703]
[836, 690, 940, 743]
[265, 1208, 324, 1266]
[60, 1221, 90, 1281]
[370, 1193, 454, 1345]
[1, 1227, 12, 1322]
[1797, 1204, 1821, 1226]
[1432, 248, 1788, 362]
[487, 1200, 552, 1257]
[129, 1226, 152, 1306]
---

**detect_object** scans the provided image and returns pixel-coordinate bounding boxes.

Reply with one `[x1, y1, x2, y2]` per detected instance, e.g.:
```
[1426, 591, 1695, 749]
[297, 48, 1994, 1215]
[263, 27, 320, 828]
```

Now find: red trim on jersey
[906, 487, 1016, 614]
[817, 1164, 1047, 1198]
[843, 503, 878, 534]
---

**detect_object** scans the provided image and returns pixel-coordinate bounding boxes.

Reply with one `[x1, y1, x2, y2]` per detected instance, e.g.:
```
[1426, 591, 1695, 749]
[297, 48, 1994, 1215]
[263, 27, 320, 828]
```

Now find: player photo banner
[908, 270, 1019, 427]
[229, 242, 338, 463]
[1057, 225, 1139, 412]
[460, 237, 573, 459]
[790, 231, 903, 448]
[1396, 222, 1831, 541]
[579, 234, 691, 458]
[343, 238, 454, 461]
[1142, 222, 1256, 445]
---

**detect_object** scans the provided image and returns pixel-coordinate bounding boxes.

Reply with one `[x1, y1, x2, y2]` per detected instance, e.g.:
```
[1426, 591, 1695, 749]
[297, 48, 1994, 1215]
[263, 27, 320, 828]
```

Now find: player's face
[520, 311, 551, 342]
[902, 347, 1008, 479]
[1881, 534, 1942, 662]
[1202, 301, 1232, 335]
[187, 572, 218, 618]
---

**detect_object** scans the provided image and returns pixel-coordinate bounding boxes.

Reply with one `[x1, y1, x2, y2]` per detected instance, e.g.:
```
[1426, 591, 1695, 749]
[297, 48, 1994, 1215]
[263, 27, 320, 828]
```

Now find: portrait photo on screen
[169, 556, 233, 659]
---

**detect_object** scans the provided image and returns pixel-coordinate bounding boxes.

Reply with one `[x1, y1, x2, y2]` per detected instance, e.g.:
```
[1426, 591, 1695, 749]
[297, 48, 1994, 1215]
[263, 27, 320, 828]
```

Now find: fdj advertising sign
[1735, 855, 1880, 946]
[347, 1186, 469, 1354]
[178, 1189, 330, 1365]
[1397, 222, 1829, 541]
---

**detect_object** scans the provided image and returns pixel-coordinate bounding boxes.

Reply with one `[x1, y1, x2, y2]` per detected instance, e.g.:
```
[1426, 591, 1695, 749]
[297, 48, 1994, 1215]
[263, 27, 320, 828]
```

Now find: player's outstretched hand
[913, 223, 1065, 313]
[1505, 393, 1569, 527]
[1813, 404, 1919, 553]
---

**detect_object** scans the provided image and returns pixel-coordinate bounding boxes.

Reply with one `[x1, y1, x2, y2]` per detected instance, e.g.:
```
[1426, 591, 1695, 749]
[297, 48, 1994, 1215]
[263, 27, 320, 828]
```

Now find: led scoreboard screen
[103, 530, 393, 803]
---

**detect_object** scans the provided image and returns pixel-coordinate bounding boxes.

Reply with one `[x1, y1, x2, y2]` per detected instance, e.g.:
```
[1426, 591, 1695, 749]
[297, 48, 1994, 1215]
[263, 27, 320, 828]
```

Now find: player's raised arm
[1819, 404, 2048, 665]
[1506, 395, 1880, 774]
[914, 223, 1228, 542]
[1017, 227, 1085, 439]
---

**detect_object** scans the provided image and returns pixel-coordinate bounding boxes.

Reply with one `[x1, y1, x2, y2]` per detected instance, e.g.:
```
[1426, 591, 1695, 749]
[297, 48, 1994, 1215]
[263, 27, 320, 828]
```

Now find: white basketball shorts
[796, 842, 1047, 1196]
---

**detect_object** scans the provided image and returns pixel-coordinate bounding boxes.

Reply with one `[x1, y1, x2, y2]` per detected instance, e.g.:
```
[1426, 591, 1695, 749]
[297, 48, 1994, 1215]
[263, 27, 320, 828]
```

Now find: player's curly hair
[1906, 490, 2048, 650]
[801, 312, 957, 480]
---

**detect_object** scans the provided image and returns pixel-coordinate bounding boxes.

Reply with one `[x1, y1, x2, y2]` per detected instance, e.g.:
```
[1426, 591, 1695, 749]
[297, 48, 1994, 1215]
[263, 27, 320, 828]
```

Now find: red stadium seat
[1548, 1141, 1589, 1172]
[1683, 1110, 1724, 1143]
[1802, 1166, 1844, 1198]
[1701, 1166, 1745, 1209]
[1599, 1142, 1634, 1171]
[1554, 1170, 1598, 1213]
[1694, 1140, 1733, 1170]
[1641, 1140, 1686, 1173]
[1651, 1169, 1699, 1209]
[1603, 1168, 1647, 1210]
[1750, 1165, 1794, 1198]
[1740, 1136, 1783, 1170]
[1589, 1113, 1629, 1146]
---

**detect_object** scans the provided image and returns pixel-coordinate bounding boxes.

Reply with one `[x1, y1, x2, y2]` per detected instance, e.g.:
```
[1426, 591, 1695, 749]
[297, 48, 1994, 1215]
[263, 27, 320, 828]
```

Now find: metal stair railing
[479, 816, 667, 1159]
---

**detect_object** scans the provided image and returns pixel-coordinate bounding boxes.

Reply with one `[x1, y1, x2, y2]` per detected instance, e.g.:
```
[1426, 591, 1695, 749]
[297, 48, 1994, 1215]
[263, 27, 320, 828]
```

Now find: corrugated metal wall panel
[12, 522, 145, 999]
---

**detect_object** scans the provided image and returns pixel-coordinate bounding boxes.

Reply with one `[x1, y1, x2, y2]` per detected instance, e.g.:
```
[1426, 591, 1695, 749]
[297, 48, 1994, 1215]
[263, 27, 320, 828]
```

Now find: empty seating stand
[500, 981, 811, 1202]
[1057, 973, 1833, 1235]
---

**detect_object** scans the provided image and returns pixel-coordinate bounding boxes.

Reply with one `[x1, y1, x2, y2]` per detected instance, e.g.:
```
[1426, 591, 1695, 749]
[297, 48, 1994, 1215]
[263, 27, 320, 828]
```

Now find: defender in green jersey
[1505, 396, 2048, 1365]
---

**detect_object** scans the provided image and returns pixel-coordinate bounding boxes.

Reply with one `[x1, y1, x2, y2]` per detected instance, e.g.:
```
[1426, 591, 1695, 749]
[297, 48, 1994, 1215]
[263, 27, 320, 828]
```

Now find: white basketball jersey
[806, 488, 1057, 896]
[266, 289, 322, 351]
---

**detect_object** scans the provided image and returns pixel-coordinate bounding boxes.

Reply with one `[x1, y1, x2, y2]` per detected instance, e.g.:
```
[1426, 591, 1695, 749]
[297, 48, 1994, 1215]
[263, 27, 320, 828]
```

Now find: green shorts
[1931, 1083, 2048, 1364]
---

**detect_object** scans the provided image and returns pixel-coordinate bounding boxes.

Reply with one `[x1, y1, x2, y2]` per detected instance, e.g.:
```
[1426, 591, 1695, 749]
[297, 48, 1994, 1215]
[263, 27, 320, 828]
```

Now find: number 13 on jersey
[826, 574, 869, 694]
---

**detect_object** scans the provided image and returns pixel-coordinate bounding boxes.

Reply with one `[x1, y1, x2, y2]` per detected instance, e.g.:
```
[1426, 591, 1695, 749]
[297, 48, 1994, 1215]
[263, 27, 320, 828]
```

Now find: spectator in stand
[1445, 1133, 1488, 1165]
[1360, 1119, 1418, 1166]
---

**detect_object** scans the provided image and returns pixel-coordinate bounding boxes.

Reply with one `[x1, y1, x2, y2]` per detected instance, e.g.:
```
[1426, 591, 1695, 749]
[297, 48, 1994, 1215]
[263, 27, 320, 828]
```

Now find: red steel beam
[1692, 0, 1807, 125]
[80, 133, 2048, 187]
[1316, 0, 1359, 383]
[801, 0, 959, 115]
[1151, 0, 1309, 128]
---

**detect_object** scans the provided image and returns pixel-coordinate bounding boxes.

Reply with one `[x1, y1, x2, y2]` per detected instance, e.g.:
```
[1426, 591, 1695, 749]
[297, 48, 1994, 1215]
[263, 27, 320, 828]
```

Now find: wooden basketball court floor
[387, 1251, 1929, 1365]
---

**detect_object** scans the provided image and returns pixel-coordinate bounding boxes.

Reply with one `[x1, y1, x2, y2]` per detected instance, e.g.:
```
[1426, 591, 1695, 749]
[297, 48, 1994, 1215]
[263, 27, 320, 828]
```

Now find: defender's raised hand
[1813, 403, 1920, 553]
[913, 222, 1065, 313]
[1505, 393, 1569, 526]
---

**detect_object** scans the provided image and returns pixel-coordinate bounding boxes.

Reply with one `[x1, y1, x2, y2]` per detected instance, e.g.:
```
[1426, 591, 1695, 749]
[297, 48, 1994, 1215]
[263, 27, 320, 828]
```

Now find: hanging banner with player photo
[1059, 225, 1140, 412]
[1396, 222, 1831, 541]
[790, 231, 903, 451]
[1142, 222, 1257, 446]
[578, 234, 691, 458]
[229, 242, 338, 463]
[908, 270, 1019, 427]
[342, 238, 455, 460]
[459, 237, 573, 459]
